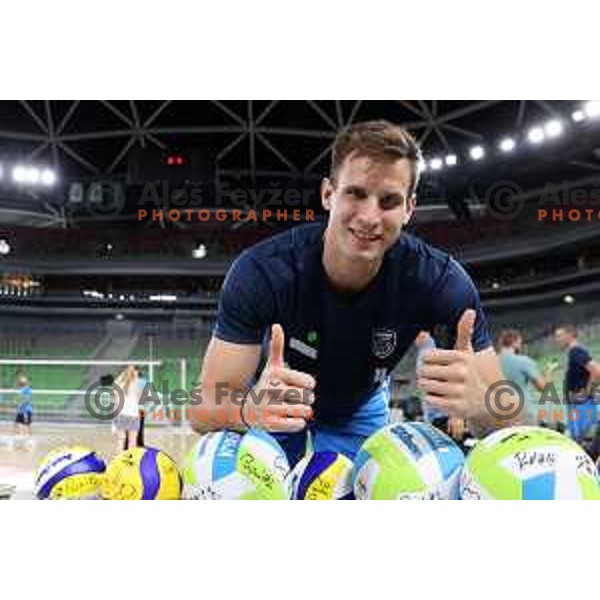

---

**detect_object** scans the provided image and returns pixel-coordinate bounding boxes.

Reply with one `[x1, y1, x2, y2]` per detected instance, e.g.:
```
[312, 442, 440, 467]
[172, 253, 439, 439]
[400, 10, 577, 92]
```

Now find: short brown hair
[330, 120, 423, 197]
[556, 325, 577, 338]
[498, 329, 522, 348]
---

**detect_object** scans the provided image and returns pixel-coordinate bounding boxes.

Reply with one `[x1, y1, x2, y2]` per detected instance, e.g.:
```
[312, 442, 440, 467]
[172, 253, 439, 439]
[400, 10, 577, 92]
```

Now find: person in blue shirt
[14, 376, 33, 437]
[416, 331, 467, 445]
[497, 329, 555, 425]
[416, 331, 445, 424]
[554, 325, 600, 446]
[195, 120, 510, 466]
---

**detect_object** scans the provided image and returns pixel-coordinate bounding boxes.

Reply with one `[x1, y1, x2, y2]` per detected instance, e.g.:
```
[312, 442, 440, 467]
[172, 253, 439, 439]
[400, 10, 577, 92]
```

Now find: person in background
[135, 367, 147, 447]
[498, 329, 556, 425]
[14, 375, 33, 439]
[112, 366, 141, 454]
[555, 325, 600, 456]
[415, 331, 468, 446]
[415, 332, 441, 423]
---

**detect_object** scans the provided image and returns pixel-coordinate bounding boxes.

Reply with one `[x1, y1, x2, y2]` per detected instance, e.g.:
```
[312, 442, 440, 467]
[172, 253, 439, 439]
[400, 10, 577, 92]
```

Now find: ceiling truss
[0, 101, 586, 186]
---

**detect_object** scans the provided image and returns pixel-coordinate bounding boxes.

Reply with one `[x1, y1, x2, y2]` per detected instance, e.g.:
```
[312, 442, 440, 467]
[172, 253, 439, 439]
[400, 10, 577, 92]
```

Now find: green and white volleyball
[352, 422, 465, 500]
[460, 426, 600, 500]
[182, 429, 291, 500]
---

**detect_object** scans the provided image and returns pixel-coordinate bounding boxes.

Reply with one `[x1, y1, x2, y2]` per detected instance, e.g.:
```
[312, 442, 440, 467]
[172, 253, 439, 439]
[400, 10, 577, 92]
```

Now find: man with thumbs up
[196, 120, 511, 465]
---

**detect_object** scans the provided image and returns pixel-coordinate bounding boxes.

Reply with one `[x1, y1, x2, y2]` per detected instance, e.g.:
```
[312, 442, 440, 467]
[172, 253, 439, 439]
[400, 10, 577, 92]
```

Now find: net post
[180, 357, 187, 428]
[149, 336, 154, 384]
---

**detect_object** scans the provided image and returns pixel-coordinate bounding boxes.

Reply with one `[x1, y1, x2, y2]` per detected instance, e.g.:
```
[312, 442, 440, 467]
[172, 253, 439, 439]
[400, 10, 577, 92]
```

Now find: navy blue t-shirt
[565, 345, 592, 394]
[214, 222, 492, 422]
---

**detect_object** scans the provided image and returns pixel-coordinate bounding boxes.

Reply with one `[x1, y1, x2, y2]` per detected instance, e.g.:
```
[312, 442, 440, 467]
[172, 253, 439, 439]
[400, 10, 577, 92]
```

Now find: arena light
[25, 167, 40, 184]
[12, 165, 26, 183]
[563, 294, 575, 304]
[544, 120, 563, 138]
[83, 290, 104, 299]
[149, 294, 177, 302]
[527, 127, 545, 144]
[445, 154, 457, 166]
[499, 138, 516, 153]
[584, 101, 600, 118]
[572, 109, 585, 123]
[40, 168, 56, 186]
[430, 157, 443, 171]
[469, 146, 485, 161]
[0, 239, 11, 256]
[192, 243, 207, 259]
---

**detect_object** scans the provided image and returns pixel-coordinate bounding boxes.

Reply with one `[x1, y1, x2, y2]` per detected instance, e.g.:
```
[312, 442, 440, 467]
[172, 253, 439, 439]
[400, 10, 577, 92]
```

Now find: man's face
[513, 335, 523, 353]
[321, 152, 416, 264]
[554, 329, 571, 349]
[415, 331, 430, 347]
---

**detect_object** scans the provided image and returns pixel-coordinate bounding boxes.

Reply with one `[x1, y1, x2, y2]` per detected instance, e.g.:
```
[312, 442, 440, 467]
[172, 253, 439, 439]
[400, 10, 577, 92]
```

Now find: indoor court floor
[0, 421, 197, 499]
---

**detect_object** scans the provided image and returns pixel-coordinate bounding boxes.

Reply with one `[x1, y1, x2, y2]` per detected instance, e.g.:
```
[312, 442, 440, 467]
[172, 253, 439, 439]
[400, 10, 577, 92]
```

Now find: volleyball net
[0, 358, 196, 427]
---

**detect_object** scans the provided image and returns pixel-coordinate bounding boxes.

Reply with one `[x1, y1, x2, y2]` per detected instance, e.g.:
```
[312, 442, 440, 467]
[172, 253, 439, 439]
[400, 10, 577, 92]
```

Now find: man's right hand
[241, 324, 316, 432]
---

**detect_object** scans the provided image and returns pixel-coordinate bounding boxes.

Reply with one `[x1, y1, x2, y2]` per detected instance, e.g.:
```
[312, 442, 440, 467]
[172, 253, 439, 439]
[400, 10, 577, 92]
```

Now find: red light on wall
[166, 155, 186, 166]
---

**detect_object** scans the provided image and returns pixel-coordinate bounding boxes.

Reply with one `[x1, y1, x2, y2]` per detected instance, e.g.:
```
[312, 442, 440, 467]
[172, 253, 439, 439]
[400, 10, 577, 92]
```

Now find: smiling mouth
[349, 228, 382, 243]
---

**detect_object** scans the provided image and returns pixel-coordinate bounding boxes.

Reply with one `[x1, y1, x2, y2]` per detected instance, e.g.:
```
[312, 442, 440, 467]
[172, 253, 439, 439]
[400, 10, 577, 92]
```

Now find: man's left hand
[417, 309, 487, 421]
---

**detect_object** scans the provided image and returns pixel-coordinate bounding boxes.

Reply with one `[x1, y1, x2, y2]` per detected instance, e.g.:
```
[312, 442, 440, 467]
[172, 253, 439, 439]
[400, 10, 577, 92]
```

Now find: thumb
[269, 324, 285, 369]
[455, 309, 476, 352]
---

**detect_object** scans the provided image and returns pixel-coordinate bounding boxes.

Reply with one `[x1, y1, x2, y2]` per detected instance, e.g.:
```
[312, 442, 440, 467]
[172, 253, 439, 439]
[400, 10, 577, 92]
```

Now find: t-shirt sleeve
[213, 252, 275, 345]
[19, 387, 32, 400]
[573, 347, 592, 369]
[522, 356, 541, 383]
[423, 257, 492, 352]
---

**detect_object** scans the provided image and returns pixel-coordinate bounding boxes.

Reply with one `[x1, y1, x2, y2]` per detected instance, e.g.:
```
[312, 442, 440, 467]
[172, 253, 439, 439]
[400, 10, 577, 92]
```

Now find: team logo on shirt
[372, 328, 397, 360]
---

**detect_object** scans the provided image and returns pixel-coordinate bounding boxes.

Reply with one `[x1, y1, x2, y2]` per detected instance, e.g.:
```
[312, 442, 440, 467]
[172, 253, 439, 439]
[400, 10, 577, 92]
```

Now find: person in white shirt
[112, 366, 141, 453]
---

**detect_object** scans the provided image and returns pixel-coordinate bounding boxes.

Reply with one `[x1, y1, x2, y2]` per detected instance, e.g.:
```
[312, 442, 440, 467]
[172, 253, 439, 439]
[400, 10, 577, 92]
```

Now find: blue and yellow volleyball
[352, 422, 465, 499]
[35, 445, 106, 500]
[460, 426, 600, 500]
[183, 429, 290, 500]
[101, 447, 182, 500]
[289, 451, 354, 499]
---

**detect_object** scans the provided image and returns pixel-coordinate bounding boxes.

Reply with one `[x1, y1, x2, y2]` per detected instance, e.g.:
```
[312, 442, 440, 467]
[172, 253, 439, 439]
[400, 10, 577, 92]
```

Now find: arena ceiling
[1, 100, 600, 228]
[0, 100, 593, 181]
